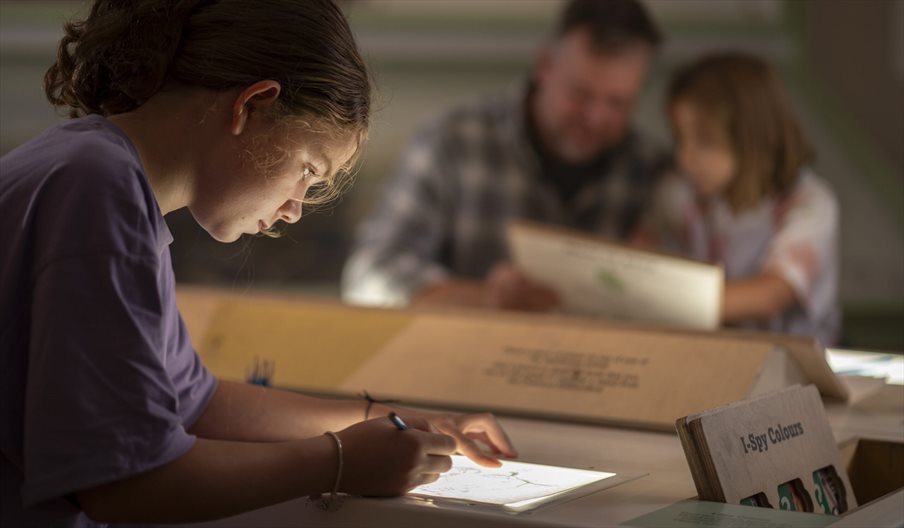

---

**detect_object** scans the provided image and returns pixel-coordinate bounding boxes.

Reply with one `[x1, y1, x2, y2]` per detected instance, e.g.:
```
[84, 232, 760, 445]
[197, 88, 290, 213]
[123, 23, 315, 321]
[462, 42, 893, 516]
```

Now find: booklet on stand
[676, 384, 855, 516]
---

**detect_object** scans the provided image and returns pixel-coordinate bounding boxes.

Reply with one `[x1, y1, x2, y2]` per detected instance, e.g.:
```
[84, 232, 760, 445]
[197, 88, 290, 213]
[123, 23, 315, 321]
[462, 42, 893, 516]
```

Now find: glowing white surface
[827, 348, 904, 385]
[410, 455, 616, 510]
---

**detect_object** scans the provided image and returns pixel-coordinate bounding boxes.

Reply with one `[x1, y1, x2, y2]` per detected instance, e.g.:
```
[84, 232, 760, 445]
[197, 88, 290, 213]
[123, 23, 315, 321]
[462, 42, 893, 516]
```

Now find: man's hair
[556, 0, 662, 51]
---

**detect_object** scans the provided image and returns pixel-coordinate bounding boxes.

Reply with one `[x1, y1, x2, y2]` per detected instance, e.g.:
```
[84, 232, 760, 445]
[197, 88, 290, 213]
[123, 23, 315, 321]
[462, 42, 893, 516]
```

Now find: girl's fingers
[458, 414, 519, 458]
[423, 453, 454, 474]
[409, 471, 442, 490]
[464, 431, 505, 455]
[400, 416, 432, 432]
[413, 428, 457, 455]
[448, 429, 501, 468]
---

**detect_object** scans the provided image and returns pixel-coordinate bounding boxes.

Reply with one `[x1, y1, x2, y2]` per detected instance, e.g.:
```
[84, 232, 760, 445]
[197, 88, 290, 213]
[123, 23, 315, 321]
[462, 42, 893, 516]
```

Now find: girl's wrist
[367, 403, 395, 420]
[357, 390, 400, 421]
[320, 431, 344, 510]
[287, 434, 340, 497]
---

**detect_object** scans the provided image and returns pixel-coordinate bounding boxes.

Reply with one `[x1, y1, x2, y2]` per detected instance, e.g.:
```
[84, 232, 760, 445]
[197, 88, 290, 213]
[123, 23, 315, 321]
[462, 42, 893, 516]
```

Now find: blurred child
[0, 1, 515, 526]
[636, 53, 839, 344]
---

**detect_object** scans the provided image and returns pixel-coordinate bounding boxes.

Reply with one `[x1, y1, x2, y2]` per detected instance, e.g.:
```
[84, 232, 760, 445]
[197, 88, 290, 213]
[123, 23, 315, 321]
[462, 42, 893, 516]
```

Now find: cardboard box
[816, 437, 904, 526]
[839, 437, 904, 507]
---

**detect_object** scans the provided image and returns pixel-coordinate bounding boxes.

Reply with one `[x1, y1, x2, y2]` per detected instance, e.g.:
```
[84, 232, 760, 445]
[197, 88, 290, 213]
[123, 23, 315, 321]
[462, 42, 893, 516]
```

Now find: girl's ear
[231, 80, 282, 136]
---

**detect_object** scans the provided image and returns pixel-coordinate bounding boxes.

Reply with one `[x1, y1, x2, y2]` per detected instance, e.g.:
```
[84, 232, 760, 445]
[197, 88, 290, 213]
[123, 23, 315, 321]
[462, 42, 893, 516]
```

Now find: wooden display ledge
[176, 286, 849, 432]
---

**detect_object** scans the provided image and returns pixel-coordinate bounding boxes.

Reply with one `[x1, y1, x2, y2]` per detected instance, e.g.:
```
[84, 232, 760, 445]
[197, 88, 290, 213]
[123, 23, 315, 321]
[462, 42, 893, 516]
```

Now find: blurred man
[343, 0, 668, 310]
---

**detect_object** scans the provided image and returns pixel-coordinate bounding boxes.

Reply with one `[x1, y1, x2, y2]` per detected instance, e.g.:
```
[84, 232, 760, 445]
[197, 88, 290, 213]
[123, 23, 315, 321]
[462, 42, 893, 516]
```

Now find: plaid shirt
[342, 84, 669, 306]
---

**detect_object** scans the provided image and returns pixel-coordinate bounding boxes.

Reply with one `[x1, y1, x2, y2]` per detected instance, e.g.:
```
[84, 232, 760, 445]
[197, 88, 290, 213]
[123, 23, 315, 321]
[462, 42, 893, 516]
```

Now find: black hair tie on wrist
[359, 390, 400, 420]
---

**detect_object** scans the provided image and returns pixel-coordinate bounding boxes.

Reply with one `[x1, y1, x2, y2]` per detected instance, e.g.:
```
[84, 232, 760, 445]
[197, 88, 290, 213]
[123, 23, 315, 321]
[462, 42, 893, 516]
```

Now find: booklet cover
[676, 385, 855, 515]
[507, 221, 723, 329]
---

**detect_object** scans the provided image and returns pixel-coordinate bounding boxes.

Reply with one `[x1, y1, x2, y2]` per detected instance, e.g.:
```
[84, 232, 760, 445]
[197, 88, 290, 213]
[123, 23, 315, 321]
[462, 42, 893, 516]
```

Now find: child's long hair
[667, 53, 813, 211]
[44, 0, 371, 213]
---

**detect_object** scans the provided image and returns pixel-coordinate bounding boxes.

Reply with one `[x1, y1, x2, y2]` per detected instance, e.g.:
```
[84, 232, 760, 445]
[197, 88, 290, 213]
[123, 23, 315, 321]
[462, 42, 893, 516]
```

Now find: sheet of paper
[508, 222, 723, 330]
[620, 500, 838, 527]
[838, 376, 888, 404]
[410, 455, 616, 511]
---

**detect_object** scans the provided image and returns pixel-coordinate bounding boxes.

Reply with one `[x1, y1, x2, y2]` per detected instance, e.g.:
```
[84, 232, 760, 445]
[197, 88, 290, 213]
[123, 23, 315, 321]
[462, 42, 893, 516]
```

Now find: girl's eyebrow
[317, 156, 335, 181]
[314, 143, 342, 180]
[317, 153, 353, 182]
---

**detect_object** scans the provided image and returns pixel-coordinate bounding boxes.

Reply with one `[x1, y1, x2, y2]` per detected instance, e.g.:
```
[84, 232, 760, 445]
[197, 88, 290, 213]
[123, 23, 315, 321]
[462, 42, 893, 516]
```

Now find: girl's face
[191, 120, 358, 243]
[670, 100, 736, 199]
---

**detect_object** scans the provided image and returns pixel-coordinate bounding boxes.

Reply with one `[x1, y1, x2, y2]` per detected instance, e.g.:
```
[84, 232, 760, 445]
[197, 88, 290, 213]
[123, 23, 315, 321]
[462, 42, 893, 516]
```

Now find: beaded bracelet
[320, 431, 344, 511]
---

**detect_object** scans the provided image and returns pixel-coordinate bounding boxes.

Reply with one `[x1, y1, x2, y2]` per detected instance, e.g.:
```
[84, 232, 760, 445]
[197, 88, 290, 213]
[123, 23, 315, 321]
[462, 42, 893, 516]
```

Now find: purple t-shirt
[0, 115, 218, 527]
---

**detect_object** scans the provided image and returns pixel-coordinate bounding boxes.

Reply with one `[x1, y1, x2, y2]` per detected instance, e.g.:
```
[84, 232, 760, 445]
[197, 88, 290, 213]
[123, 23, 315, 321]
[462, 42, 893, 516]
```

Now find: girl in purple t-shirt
[635, 53, 839, 345]
[0, 1, 516, 526]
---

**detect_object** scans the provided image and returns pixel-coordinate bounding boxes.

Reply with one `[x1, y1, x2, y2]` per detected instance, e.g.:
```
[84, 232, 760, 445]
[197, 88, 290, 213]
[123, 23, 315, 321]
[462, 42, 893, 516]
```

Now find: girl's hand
[426, 412, 519, 468]
[484, 262, 561, 312]
[335, 416, 456, 496]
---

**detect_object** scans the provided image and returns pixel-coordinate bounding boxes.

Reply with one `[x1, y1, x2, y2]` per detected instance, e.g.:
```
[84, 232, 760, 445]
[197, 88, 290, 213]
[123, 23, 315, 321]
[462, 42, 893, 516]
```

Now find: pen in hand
[388, 411, 409, 431]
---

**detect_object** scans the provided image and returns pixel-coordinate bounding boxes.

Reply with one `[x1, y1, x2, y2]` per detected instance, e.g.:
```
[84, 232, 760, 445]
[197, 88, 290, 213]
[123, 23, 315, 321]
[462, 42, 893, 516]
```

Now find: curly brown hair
[44, 0, 371, 226]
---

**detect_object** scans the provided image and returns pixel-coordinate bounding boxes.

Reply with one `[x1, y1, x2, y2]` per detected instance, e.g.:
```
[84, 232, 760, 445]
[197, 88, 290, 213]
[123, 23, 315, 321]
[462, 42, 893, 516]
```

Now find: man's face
[533, 29, 652, 165]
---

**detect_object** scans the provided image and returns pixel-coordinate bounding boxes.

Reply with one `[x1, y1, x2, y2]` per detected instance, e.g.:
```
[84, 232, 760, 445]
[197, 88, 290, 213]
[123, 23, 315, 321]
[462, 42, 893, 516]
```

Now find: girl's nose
[278, 200, 302, 224]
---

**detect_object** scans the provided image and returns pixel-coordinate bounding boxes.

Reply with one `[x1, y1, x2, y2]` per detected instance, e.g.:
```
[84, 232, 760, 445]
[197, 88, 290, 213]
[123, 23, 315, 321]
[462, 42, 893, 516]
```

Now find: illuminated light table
[171, 290, 903, 527]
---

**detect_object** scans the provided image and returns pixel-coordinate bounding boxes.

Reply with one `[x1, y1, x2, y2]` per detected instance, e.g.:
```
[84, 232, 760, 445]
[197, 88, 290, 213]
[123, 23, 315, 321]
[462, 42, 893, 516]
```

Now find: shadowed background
[1, 0, 901, 350]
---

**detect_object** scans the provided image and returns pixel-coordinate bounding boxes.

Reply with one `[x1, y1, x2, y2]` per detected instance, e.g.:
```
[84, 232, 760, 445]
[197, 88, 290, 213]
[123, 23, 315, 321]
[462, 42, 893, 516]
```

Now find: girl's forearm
[188, 379, 369, 441]
[413, 279, 487, 308]
[77, 435, 336, 523]
[722, 272, 796, 322]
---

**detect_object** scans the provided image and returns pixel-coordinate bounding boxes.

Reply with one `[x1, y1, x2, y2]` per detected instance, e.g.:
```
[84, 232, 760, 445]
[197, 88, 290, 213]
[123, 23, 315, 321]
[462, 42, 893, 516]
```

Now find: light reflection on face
[190, 124, 358, 243]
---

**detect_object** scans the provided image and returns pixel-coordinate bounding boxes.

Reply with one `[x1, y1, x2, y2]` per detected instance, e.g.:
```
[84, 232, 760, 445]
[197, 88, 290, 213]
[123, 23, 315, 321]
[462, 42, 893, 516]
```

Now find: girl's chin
[203, 223, 244, 243]
[189, 210, 243, 243]
[210, 232, 241, 243]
